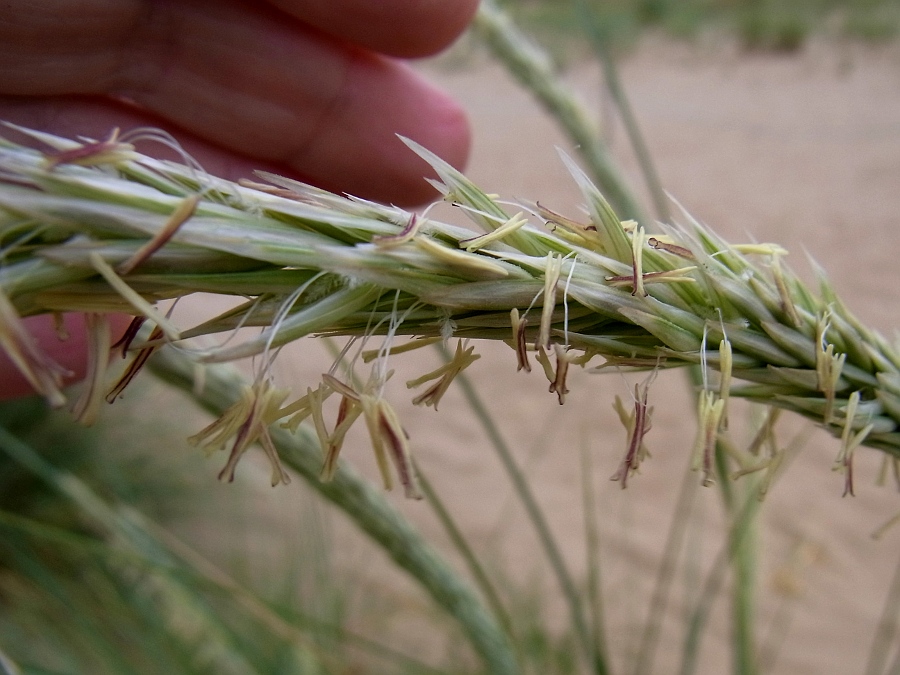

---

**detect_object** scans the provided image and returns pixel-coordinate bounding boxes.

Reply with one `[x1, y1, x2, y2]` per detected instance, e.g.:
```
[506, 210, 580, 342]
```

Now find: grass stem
[678, 485, 760, 675]
[415, 464, 516, 640]
[580, 435, 610, 669]
[576, 0, 671, 223]
[865, 546, 900, 675]
[474, 0, 647, 223]
[630, 444, 700, 675]
[451, 360, 608, 674]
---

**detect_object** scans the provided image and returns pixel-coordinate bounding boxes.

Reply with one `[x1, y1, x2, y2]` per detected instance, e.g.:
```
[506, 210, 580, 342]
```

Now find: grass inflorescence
[1, 123, 899, 497]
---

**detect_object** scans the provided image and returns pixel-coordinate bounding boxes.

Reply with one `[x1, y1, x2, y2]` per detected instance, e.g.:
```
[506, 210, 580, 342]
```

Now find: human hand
[0, 0, 477, 401]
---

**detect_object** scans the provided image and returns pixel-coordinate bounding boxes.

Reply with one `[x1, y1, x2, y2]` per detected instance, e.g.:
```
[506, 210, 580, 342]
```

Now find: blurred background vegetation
[498, 0, 900, 53]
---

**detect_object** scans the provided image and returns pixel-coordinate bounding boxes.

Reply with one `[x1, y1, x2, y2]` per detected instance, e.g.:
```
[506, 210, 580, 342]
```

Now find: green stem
[415, 465, 516, 639]
[0, 422, 264, 674]
[889, 640, 900, 675]
[630, 450, 700, 675]
[473, 0, 647, 224]
[0, 647, 20, 675]
[865, 547, 900, 675]
[679, 487, 760, 675]
[148, 347, 519, 675]
[451, 362, 607, 675]
[716, 447, 759, 675]
[580, 437, 610, 668]
[576, 0, 671, 223]
[0, 508, 448, 675]
[733, 530, 759, 675]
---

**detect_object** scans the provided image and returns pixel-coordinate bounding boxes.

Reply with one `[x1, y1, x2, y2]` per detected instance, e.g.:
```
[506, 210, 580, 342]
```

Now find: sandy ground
[168, 39, 900, 674]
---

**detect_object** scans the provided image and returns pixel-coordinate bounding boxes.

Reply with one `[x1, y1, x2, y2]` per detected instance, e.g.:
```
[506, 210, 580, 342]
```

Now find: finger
[1, 0, 470, 205]
[0, 95, 324, 186]
[117, 0, 470, 204]
[0, 313, 132, 402]
[264, 0, 479, 58]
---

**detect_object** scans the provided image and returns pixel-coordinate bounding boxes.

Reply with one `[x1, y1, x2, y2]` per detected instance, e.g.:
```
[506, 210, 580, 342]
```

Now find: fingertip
[0, 313, 134, 403]
[371, 0, 481, 57]
[288, 58, 471, 206]
[0, 314, 83, 402]
[396, 85, 472, 204]
[268, 0, 480, 58]
[369, 72, 472, 205]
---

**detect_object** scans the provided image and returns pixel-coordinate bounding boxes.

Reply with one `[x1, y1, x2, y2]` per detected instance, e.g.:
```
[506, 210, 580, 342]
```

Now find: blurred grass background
[497, 0, 900, 54]
[0, 384, 474, 674]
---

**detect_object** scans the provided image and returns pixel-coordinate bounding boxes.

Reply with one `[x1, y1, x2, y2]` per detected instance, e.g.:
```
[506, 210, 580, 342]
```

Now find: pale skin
[0, 0, 478, 400]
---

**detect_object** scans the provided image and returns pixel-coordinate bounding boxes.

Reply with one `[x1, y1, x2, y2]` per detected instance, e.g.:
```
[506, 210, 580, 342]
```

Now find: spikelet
[2, 124, 899, 495]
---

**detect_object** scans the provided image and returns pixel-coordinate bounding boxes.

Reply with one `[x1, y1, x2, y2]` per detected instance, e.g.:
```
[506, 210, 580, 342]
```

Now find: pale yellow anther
[833, 390, 875, 496]
[692, 390, 726, 486]
[372, 213, 422, 248]
[415, 236, 510, 277]
[835, 391, 874, 467]
[361, 394, 393, 491]
[731, 243, 790, 256]
[70, 313, 111, 426]
[534, 345, 556, 385]
[89, 252, 180, 341]
[461, 212, 529, 252]
[876, 455, 900, 489]
[718, 338, 733, 428]
[631, 226, 648, 297]
[510, 307, 522, 343]
[510, 308, 531, 372]
[758, 449, 785, 499]
[361, 337, 441, 364]
[535, 202, 603, 247]
[815, 311, 845, 425]
[537, 253, 562, 350]
[187, 380, 292, 486]
[605, 266, 697, 288]
[43, 128, 138, 169]
[612, 395, 633, 431]
[0, 288, 67, 407]
[610, 380, 654, 487]
[280, 385, 334, 432]
[771, 254, 801, 327]
[308, 385, 331, 456]
[322, 373, 361, 400]
[357, 395, 421, 498]
[406, 340, 480, 409]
